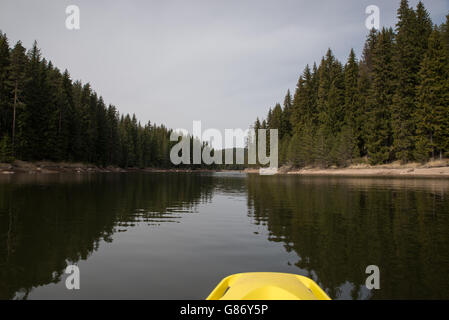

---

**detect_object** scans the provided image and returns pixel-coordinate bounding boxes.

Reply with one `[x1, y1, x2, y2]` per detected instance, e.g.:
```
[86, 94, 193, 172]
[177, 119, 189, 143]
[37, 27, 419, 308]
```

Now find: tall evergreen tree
[391, 0, 432, 162]
[344, 49, 359, 129]
[6, 41, 27, 152]
[415, 28, 449, 161]
[280, 90, 292, 139]
[366, 28, 395, 164]
[0, 32, 10, 138]
[441, 14, 449, 53]
[360, 28, 378, 77]
[357, 30, 379, 157]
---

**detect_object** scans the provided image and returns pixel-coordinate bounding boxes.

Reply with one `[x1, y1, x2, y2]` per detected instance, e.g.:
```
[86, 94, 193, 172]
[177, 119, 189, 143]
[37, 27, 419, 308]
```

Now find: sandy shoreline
[244, 161, 449, 178]
[284, 166, 449, 177]
[2, 160, 449, 178]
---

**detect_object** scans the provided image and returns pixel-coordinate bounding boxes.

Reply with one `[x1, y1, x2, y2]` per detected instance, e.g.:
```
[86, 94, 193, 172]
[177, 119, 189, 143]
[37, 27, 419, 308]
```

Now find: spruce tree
[270, 103, 282, 131]
[0, 32, 10, 138]
[6, 41, 27, 152]
[441, 14, 449, 53]
[357, 30, 379, 157]
[43, 62, 62, 160]
[280, 90, 292, 139]
[344, 49, 359, 129]
[360, 28, 378, 77]
[56, 70, 75, 160]
[366, 28, 395, 164]
[391, 0, 432, 162]
[415, 28, 449, 161]
[328, 60, 345, 134]
[291, 74, 306, 128]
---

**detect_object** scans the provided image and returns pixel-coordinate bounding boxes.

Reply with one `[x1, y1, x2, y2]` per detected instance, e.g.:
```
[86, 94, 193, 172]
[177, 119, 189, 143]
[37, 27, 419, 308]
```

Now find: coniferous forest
[0, 1, 448, 169]
[0, 35, 181, 168]
[255, 1, 449, 167]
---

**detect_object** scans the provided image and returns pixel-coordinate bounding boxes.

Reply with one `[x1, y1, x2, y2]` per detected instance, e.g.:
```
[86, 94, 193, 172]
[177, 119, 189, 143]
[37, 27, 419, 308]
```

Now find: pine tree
[317, 50, 345, 138]
[280, 90, 292, 139]
[328, 60, 345, 134]
[270, 103, 282, 131]
[15, 41, 43, 159]
[441, 14, 449, 53]
[355, 66, 371, 157]
[0, 32, 10, 138]
[317, 53, 332, 129]
[253, 118, 261, 166]
[361, 28, 378, 77]
[95, 97, 109, 165]
[315, 50, 345, 165]
[366, 28, 395, 165]
[6, 41, 27, 153]
[54, 70, 75, 160]
[42, 62, 62, 160]
[391, 0, 432, 162]
[106, 105, 120, 165]
[415, 28, 449, 161]
[344, 49, 359, 129]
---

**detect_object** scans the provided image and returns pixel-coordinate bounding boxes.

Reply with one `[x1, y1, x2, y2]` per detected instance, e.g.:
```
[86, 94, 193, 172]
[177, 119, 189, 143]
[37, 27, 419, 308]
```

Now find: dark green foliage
[287, 126, 315, 167]
[4, 40, 27, 152]
[442, 14, 449, 51]
[0, 32, 10, 137]
[415, 28, 449, 161]
[391, 0, 433, 162]
[365, 28, 395, 165]
[280, 90, 292, 139]
[255, 1, 449, 167]
[0, 134, 14, 162]
[333, 125, 358, 166]
[0, 35, 198, 168]
[344, 49, 359, 128]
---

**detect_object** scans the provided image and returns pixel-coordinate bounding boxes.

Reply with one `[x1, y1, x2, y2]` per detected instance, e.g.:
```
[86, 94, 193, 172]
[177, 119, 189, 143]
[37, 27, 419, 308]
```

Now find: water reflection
[0, 173, 215, 299]
[0, 173, 448, 299]
[246, 175, 449, 299]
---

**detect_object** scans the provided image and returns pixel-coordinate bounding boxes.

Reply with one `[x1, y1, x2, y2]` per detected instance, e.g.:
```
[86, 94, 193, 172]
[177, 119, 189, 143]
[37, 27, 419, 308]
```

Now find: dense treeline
[0, 35, 191, 168]
[255, 1, 449, 167]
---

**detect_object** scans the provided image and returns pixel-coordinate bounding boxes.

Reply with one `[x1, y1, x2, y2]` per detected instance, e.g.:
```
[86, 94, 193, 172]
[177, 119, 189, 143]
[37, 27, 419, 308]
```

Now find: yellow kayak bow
[206, 272, 331, 300]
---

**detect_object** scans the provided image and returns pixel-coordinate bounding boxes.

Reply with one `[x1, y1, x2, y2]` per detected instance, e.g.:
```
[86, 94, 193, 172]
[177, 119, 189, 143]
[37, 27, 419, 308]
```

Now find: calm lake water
[0, 172, 448, 300]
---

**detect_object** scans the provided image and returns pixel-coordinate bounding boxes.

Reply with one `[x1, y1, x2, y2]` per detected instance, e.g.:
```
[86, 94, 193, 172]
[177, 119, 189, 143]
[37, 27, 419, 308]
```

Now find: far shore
[1, 159, 449, 178]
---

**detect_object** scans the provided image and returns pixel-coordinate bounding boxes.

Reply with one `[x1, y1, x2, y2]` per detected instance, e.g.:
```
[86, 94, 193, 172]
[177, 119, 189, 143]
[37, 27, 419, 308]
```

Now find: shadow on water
[1, 173, 449, 299]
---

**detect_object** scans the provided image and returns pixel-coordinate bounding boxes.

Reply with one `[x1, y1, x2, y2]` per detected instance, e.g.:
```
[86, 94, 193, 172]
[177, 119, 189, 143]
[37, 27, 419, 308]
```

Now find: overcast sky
[0, 0, 448, 146]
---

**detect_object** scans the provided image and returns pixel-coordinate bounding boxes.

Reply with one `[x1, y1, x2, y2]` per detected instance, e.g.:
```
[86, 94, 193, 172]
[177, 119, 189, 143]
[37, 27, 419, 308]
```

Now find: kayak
[206, 272, 331, 300]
